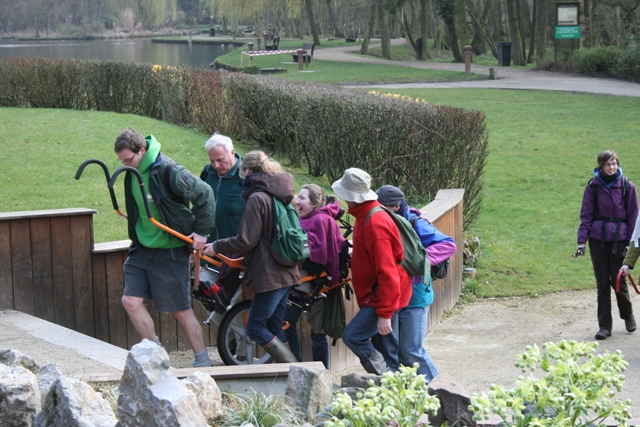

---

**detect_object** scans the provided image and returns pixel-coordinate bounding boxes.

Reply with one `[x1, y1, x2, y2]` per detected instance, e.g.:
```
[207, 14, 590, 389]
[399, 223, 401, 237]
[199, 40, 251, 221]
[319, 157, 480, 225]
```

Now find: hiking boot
[595, 329, 611, 340]
[360, 351, 388, 375]
[625, 315, 636, 333]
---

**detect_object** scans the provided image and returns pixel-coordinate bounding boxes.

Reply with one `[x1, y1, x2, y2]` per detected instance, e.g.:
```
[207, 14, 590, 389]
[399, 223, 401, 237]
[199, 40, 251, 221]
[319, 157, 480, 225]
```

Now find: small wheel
[216, 299, 273, 365]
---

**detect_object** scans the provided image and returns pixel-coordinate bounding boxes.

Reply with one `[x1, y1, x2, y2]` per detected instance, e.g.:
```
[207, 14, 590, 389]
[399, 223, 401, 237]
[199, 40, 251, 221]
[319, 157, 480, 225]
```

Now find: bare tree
[305, 0, 321, 44]
[360, 0, 378, 54]
[505, 0, 524, 65]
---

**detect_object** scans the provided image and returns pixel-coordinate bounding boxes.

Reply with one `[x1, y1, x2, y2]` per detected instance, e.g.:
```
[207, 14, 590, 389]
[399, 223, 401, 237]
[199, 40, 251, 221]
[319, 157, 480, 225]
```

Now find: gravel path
[314, 42, 640, 97]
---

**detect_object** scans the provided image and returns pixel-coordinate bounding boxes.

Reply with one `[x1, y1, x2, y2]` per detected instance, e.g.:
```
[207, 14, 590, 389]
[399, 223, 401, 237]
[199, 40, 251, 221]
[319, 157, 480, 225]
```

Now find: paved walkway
[313, 42, 640, 97]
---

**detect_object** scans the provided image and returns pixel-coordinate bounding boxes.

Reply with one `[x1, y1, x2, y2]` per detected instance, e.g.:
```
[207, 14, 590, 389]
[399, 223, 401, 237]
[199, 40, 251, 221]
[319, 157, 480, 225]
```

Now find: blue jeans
[284, 305, 329, 368]
[398, 306, 439, 382]
[343, 306, 400, 369]
[246, 286, 291, 346]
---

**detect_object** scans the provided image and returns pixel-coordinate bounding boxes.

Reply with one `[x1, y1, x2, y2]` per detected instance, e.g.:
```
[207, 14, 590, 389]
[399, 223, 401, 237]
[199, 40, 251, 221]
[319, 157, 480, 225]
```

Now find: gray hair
[204, 133, 234, 153]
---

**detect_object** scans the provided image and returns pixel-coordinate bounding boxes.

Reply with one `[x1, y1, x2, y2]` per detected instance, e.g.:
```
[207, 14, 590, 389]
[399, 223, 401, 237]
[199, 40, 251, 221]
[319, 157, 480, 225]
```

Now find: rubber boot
[263, 337, 298, 363]
[360, 351, 388, 375]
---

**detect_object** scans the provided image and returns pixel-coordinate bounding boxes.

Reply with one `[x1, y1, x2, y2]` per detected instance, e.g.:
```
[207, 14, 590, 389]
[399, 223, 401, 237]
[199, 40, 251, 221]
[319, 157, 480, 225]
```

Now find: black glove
[572, 244, 586, 258]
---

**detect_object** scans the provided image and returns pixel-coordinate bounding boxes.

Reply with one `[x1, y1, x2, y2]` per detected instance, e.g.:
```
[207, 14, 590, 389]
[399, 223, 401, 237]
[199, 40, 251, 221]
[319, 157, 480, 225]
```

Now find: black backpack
[589, 175, 629, 254]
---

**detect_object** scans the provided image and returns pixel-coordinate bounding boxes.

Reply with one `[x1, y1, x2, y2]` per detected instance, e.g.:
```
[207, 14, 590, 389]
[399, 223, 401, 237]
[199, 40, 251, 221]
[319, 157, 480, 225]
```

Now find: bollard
[257, 37, 261, 51]
[297, 49, 305, 71]
[464, 45, 472, 73]
[489, 67, 497, 80]
[247, 42, 254, 65]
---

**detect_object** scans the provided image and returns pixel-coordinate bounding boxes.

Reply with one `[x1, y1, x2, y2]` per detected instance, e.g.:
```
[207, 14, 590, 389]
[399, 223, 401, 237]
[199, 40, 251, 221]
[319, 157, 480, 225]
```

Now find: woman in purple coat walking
[576, 150, 639, 340]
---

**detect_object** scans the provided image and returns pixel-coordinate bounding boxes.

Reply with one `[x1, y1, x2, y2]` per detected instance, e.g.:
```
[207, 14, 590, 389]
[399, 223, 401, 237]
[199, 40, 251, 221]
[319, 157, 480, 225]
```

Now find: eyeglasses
[118, 152, 138, 165]
[604, 162, 618, 167]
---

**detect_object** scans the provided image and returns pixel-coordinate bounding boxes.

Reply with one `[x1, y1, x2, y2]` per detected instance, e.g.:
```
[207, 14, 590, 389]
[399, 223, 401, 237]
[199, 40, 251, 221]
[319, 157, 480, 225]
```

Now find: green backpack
[365, 206, 430, 285]
[269, 197, 310, 267]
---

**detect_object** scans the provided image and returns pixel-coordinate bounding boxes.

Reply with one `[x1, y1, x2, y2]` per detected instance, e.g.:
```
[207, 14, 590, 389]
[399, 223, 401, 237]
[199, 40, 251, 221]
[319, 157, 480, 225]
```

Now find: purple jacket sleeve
[577, 184, 595, 245]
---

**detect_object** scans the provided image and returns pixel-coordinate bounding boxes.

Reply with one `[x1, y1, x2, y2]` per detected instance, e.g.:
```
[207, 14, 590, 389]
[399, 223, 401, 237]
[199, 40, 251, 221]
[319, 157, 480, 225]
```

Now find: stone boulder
[33, 376, 117, 427]
[285, 364, 332, 421]
[0, 363, 41, 427]
[428, 373, 476, 427]
[116, 339, 208, 427]
[36, 362, 63, 406]
[0, 348, 39, 373]
[182, 371, 224, 421]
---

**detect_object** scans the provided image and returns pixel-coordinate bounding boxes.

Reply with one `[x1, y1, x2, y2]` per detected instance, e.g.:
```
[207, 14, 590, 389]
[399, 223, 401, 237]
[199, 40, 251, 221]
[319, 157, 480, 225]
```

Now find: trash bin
[209, 27, 216, 37]
[496, 42, 511, 66]
[496, 42, 512, 66]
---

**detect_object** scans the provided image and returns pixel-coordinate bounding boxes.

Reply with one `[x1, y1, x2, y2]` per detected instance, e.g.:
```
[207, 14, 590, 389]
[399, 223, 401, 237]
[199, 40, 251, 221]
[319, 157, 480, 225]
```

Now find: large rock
[340, 372, 382, 389]
[182, 371, 224, 421]
[36, 362, 63, 406]
[428, 373, 475, 427]
[0, 363, 41, 427]
[0, 348, 39, 374]
[33, 376, 117, 427]
[116, 339, 208, 427]
[285, 364, 332, 421]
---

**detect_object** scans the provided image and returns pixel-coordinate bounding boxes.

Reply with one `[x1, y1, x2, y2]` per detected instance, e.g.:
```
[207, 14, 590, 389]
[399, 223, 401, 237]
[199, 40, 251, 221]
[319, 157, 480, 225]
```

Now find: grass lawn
[370, 88, 639, 299]
[0, 108, 332, 243]
[213, 38, 488, 85]
[2, 88, 638, 300]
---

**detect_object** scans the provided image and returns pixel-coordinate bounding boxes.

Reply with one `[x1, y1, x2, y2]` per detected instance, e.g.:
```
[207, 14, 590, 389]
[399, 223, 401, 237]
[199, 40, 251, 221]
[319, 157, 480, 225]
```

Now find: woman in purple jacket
[284, 184, 346, 368]
[576, 150, 639, 340]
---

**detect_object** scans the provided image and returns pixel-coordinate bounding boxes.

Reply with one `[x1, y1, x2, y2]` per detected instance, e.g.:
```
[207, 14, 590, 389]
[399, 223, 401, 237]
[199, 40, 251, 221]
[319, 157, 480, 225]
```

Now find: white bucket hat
[331, 168, 378, 203]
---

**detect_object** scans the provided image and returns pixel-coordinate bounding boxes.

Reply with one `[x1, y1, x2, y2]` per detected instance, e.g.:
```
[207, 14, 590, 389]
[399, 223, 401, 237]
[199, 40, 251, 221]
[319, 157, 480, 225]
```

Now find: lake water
[0, 38, 234, 68]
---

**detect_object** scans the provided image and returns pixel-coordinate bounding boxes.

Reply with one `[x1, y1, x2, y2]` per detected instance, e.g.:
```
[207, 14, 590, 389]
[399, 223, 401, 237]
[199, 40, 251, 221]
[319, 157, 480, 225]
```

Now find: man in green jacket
[115, 128, 215, 367]
[202, 133, 244, 242]
[199, 133, 245, 306]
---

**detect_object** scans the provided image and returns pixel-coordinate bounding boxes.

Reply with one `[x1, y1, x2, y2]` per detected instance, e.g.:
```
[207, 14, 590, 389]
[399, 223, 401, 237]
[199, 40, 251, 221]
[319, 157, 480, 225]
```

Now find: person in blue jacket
[375, 185, 457, 381]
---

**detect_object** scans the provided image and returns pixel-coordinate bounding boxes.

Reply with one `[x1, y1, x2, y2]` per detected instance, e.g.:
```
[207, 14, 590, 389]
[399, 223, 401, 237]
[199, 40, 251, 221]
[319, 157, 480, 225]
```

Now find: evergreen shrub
[0, 58, 488, 226]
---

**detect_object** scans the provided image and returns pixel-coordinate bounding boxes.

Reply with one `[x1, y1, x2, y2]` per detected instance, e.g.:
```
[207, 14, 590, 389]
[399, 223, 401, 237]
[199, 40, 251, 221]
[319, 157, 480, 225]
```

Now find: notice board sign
[555, 26, 581, 39]
[556, 3, 580, 26]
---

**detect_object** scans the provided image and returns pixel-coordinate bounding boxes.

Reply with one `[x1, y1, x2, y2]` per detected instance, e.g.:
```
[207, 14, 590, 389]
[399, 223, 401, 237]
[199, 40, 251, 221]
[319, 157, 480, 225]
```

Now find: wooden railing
[0, 189, 463, 372]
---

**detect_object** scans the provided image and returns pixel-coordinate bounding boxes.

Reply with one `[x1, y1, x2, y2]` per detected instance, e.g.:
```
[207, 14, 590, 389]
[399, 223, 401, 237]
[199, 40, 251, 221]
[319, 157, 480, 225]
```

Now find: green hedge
[0, 58, 488, 226]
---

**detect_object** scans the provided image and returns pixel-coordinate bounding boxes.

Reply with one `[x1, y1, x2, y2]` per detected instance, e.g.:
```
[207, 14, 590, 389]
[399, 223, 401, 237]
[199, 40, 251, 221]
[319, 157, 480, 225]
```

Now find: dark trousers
[589, 239, 633, 330]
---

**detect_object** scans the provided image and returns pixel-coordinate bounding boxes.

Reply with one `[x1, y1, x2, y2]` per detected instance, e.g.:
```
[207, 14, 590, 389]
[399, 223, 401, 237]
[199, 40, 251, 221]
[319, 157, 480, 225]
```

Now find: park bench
[291, 43, 314, 64]
[265, 36, 280, 51]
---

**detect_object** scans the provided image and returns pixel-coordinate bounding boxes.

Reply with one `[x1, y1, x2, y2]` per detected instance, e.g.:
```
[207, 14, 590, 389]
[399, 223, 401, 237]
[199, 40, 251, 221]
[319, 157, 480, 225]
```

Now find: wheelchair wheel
[216, 299, 273, 365]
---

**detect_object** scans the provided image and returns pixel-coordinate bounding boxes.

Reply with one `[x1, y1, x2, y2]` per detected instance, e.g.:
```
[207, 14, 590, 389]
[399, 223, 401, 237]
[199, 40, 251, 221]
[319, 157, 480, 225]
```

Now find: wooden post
[297, 49, 305, 71]
[464, 45, 472, 73]
[248, 42, 254, 65]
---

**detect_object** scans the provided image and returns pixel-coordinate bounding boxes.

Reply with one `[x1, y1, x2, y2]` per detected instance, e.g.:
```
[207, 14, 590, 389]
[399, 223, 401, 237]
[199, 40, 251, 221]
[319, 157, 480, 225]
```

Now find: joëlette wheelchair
[76, 159, 353, 365]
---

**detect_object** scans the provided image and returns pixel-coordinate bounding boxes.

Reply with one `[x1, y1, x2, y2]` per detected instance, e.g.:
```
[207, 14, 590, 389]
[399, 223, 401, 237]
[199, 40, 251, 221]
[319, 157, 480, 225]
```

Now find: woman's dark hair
[596, 150, 619, 172]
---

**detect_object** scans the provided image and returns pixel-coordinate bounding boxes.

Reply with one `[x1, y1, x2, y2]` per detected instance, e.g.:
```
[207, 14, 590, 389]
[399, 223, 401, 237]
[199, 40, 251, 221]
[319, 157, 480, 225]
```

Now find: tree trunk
[515, 0, 528, 61]
[420, 0, 429, 59]
[527, 0, 537, 63]
[361, 0, 377, 55]
[377, 0, 391, 59]
[466, 4, 497, 58]
[325, 0, 343, 38]
[305, 0, 322, 45]
[535, 0, 547, 59]
[435, 0, 462, 61]
[457, 0, 471, 50]
[505, 0, 524, 65]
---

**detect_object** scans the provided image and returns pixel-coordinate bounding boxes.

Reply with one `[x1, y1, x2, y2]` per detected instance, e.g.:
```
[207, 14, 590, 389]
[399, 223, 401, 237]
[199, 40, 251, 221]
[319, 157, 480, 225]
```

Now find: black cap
[375, 185, 404, 206]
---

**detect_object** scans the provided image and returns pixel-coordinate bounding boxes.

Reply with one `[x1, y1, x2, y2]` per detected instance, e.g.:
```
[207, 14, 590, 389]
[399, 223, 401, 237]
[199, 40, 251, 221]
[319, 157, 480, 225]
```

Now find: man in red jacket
[331, 168, 412, 375]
